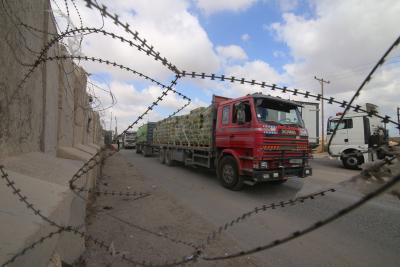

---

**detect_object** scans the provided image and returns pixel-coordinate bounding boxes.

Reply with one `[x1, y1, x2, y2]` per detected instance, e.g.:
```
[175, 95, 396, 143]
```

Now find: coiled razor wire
[1, 0, 196, 265]
[1, 0, 399, 266]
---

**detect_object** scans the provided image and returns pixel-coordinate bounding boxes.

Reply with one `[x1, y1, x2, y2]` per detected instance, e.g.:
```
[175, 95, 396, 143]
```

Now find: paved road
[122, 150, 400, 267]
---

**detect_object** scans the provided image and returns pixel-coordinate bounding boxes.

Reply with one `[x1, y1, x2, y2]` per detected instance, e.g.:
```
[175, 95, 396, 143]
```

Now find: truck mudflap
[251, 167, 312, 183]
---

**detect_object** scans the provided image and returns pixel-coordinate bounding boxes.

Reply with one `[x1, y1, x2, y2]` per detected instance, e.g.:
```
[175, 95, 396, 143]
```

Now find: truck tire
[218, 156, 244, 191]
[159, 149, 165, 164]
[165, 149, 175, 166]
[341, 152, 363, 170]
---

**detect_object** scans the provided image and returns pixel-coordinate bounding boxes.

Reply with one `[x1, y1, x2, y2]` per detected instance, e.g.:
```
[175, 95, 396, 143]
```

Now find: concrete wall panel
[0, 1, 104, 265]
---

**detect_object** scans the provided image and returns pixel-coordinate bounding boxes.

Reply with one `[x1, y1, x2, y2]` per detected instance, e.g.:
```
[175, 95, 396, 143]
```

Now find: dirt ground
[80, 152, 257, 267]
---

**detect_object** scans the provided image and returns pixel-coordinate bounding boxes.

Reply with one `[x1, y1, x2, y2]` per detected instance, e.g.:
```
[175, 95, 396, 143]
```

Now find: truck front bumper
[251, 166, 312, 182]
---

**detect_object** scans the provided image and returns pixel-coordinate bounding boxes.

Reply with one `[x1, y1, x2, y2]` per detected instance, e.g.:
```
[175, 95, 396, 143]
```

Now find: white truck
[123, 131, 137, 149]
[327, 103, 388, 169]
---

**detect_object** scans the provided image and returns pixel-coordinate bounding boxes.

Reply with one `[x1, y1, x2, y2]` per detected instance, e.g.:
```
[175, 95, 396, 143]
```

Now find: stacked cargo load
[153, 106, 213, 147]
[136, 122, 156, 144]
[136, 124, 148, 144]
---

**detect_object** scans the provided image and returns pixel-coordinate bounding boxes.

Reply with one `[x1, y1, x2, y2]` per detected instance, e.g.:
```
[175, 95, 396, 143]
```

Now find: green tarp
[136, 124, 148, 144]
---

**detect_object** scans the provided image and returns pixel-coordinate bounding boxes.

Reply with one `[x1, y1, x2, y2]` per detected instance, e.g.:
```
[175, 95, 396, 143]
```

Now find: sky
[52, 0, 400, 136]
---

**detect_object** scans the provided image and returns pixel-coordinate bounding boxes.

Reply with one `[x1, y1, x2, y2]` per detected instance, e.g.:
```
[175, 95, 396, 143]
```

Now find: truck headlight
[264, 125, 278, 135]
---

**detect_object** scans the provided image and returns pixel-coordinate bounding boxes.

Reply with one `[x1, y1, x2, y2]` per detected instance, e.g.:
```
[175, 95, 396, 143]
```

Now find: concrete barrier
[0, 0, 104, 265]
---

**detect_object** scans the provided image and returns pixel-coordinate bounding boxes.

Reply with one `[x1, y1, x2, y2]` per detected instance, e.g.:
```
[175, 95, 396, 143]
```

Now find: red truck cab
[214, 93, 312, 190]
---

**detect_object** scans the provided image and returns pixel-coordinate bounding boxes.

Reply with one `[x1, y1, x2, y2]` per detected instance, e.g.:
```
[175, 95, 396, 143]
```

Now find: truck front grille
[261, 137, 310, 163]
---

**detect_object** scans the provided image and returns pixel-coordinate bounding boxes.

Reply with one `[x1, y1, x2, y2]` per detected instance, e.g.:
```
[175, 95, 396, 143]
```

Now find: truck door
[327, 118, 351, 153]
[229, 100, 254, 148]
[347, 116, 364, 145]
[215, 104, 232, 148]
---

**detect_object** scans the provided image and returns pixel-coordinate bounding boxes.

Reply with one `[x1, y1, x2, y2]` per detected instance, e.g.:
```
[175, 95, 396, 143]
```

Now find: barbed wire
[86, 78, 117, 112]
[1, 0, 399, 266]
[201, 188, 336, 248]
[6, 26, 190, 108]
[0, 228, 66, 267]
[1, 1, 195, 263]
[0, 165, 199, 267]
[82, 0, 181, 75]
[327, 35, 400, 156]
[107, 213, 201, 251]
[202, 170, 400, 261]
[0, 165, 63, 228]
[178, 70, 400, 129]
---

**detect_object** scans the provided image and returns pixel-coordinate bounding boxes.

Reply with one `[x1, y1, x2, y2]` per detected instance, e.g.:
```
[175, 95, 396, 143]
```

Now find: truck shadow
[242, 179, 304, 201]
[174, 161, 304, 201]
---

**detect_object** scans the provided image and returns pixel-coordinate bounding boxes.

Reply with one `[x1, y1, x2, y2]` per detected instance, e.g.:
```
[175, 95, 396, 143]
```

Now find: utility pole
[314, 76, 330, 152]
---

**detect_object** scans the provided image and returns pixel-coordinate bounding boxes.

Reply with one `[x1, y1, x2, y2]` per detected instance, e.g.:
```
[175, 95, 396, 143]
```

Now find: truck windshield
[328, 118, 352, 132]
[255, 98, 304, 127]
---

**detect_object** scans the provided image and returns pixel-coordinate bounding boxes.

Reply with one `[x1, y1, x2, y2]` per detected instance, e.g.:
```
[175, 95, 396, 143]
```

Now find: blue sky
[196, 1, 305, 72]
[53, 0, 400, 135]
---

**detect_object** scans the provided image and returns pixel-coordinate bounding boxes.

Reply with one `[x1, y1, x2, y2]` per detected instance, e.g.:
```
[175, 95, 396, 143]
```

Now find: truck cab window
[328, 119, 353, 132]
[222, 105, 230, 125]
[233, 101, 251, 124]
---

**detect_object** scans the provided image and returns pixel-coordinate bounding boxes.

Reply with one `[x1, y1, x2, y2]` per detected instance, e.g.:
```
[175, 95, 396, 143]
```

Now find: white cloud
[92, 80, 208, 132]
[270, 0, 400, 91]
[226, 60, 283, 82]
[55, 0, 220, 82]
[241, 33, 250, 41]
[195, 0, 258, 14]
[216, 45, 248, 61]
[222, 60, 286, 96]
[52, 0, 222, 132]
[269, 0, 400, 135]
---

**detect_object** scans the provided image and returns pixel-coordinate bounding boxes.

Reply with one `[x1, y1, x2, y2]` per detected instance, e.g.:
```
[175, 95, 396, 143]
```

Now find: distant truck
[136, 122, 157, 156]
[138, 93, 312, 190]
[327, 103, 389, 169]
[123, 131, 137, 149]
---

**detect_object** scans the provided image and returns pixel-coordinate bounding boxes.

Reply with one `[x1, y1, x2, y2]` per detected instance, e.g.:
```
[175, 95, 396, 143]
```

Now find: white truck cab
[123, 131, 137, 149]
[327, 103, 387, 169]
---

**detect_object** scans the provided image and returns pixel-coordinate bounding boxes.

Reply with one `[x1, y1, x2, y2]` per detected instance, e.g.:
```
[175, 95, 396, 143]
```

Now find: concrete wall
[0, 1, 103, 266]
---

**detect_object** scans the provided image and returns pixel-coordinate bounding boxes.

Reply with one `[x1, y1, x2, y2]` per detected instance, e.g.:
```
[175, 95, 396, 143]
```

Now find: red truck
[145, 93, 312, 190]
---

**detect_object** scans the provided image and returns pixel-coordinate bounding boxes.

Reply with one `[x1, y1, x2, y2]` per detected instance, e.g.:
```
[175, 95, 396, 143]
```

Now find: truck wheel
[165, 149, 175, 166]
[159, 149, 165, 164]
[342, 152, 363, 170]
[218, 156, 244, 191]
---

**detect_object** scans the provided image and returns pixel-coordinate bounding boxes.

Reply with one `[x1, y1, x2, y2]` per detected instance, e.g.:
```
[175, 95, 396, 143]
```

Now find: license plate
[289, 159, 302, 164]
[281, 129, 296, 135]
